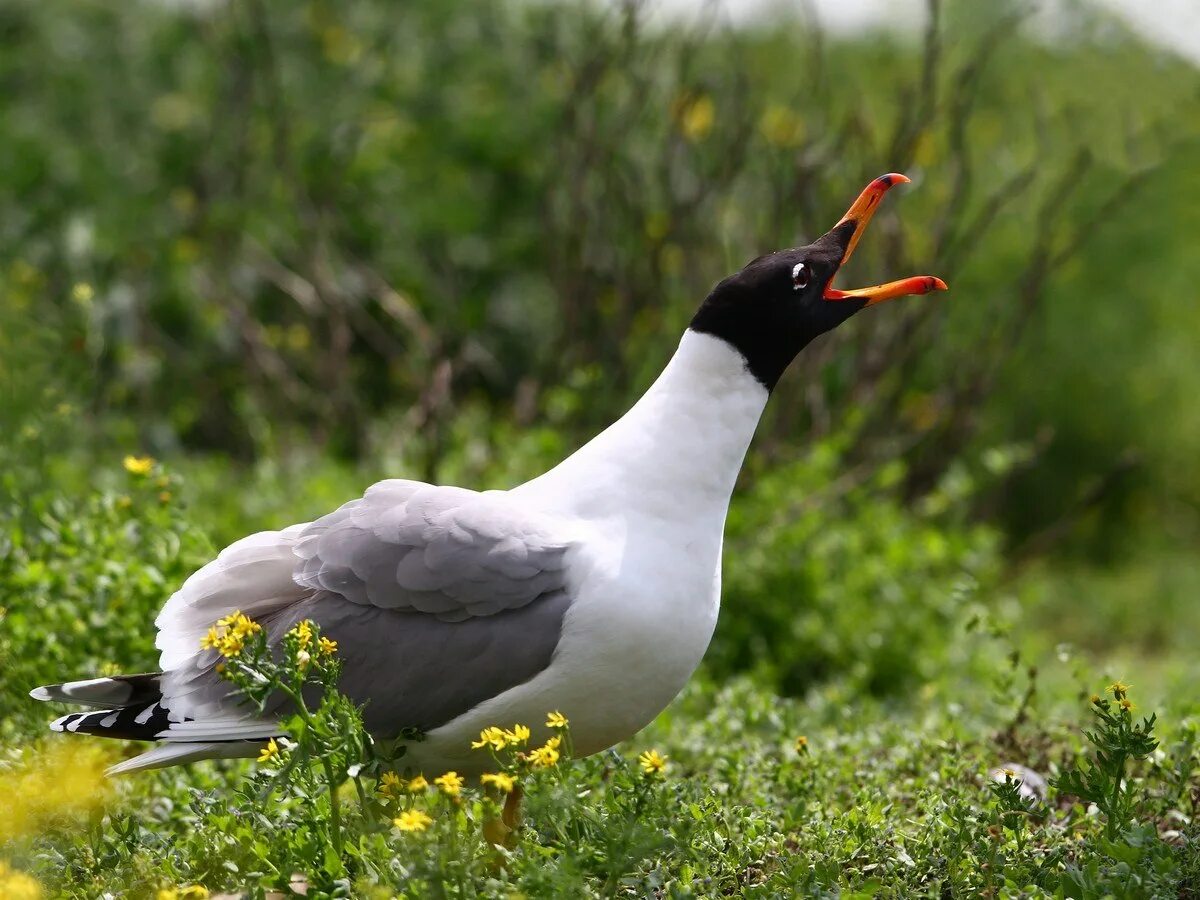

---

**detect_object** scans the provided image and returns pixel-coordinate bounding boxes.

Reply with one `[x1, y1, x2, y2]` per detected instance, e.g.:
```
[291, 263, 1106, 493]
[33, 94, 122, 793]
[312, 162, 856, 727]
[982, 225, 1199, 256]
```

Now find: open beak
[822, 173, 948, 306]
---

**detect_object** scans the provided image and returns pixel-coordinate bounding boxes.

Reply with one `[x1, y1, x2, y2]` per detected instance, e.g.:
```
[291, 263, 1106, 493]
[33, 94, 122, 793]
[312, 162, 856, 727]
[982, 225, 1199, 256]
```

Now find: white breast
[407, 331, 766, 775]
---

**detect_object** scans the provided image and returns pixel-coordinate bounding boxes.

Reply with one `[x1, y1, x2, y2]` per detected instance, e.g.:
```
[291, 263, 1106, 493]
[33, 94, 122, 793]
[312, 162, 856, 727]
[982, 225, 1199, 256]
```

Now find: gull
[32, 174, 946, 782]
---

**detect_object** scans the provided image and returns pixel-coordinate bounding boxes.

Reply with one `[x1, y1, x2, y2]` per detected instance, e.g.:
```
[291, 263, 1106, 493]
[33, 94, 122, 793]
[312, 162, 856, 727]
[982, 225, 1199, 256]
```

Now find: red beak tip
[879, 173, 911, 187]
[930, 277, 948, 292]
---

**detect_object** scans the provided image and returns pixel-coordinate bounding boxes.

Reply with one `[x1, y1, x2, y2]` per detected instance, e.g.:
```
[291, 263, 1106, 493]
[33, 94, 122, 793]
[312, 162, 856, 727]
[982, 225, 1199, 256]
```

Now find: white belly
[404, 525, 722, 777]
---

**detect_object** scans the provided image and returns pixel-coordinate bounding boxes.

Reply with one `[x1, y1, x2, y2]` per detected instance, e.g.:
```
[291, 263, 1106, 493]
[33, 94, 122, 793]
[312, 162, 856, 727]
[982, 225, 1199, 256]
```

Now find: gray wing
[277, 480, 574, 734]
[264, 590, 572, 735]
[293, 480, 570, 622]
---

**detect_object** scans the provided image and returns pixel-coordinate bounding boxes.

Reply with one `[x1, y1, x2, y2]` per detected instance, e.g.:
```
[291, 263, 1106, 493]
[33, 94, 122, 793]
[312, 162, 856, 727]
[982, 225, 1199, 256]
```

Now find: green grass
[3, 450, 1200, 898]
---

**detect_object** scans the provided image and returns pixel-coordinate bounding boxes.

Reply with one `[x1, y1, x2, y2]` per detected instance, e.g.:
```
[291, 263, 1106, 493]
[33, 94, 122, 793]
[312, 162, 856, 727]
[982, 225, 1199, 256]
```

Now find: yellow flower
[71, 282, 94, 303]
[0, 861, 44, 900]
[1089, 694, 1102, 705]
[759, 103, 805, 148]
[472, 723, 530, 751]
[407, 775, 429, 792]
[480, 772, 516, 793]
[289, 620, 314, 649]
[318, 636, 338, 656]
[199, 613, 260, 657]
[638, 749, 668, 775]
[394, 810, 432, 832]
[218, 612, 261, 637]
[155, 887, 208, 900]
[472, 726, 508, 751]
[220, 631, 246, 657]
[434, 771, 464, 796]
[794, 735, 809, 753]
[676, 93, 715, 141]
[504, 724, 531, 746]
[378, 772, 402, 796]
[546, 711, 569, 729]
[258, 738, 280, 763]
[527, 738, 560, 769]
[1108, 680, 1131, 700]
[123, 455, 155, 476]
[1120, 698, 1135, 711]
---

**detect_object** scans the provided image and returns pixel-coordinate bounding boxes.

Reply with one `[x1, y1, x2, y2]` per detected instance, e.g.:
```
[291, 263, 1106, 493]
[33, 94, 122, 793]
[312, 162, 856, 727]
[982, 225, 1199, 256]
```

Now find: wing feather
[150, 480, 575, 735]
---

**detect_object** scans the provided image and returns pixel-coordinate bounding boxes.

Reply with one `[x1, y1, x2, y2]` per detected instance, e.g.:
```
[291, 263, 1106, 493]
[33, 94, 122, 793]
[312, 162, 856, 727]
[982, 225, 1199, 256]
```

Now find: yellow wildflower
[638, 749, 668, 775]
[528, 737, 560, 769]
[1108, 680, 1131, 700]
[71, 282, 94, 303]
[434, 771, 464, 796]
[506, 724, 530, 748]
[546, 711, 569, 729]
[1120, 698, 1135, 711]
[318, 636, 338, 656]
[199, 613, 260, 657]
[1090, 694, 1102, 705]
[217, 612, 261, 637]
[219, 631, 245, 657]
[481, 772, 516, 793]
[0, 861, 44, 900]
[0, 744, 114, 844]
[504, 724, 531, 746]
[156, 887, 208, 900]
[289, 620, 314, 649]
[378, 772, 402, 796]
[394, 810, 433, 832]
[794, 735, 809, 753]
[257, 738, 280, 764]
[407, 775, 429, 792]
[676, 93, 714, 141]
[472, 726, 508, 751]
[123, 455, 155, 476]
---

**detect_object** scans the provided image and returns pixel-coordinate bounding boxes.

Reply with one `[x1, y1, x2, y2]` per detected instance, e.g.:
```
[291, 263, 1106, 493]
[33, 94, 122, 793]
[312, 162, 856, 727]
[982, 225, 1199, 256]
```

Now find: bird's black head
[689, 174, 947, 390]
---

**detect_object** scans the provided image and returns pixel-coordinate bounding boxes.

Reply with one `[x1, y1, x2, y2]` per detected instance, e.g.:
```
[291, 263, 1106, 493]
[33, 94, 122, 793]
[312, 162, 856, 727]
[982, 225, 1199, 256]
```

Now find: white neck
[516, 330, 768, 521]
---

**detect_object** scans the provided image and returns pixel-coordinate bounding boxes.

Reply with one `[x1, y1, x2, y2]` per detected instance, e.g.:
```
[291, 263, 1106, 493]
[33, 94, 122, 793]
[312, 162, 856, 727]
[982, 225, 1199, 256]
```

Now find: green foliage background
[3, 0, 1200, 895]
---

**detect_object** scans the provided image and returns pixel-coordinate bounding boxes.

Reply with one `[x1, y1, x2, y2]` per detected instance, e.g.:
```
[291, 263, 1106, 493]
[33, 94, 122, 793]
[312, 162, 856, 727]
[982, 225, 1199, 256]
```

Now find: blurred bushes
[716, 436, 1003, 695]
[3, 0, 1200, 686]
[4, 0, 1198, 536]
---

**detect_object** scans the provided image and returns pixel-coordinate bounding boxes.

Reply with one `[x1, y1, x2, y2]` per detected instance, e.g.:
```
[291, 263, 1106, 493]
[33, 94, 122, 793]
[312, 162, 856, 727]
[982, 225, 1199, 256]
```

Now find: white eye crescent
[792, 262, 811, 291]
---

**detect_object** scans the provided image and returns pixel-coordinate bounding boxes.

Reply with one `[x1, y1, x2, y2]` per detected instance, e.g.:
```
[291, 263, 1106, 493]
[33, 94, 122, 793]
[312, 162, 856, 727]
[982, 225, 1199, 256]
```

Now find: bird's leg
[482, 785, 524, 848]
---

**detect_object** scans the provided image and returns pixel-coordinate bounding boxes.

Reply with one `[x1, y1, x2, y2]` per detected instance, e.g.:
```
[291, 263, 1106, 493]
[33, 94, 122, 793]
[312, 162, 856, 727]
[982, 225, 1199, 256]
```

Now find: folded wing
[150, 479, 575, 738]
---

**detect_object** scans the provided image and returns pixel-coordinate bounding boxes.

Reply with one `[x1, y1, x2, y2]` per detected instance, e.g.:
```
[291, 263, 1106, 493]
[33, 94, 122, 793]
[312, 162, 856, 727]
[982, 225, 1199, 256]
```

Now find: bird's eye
[792, 262, 811, 291]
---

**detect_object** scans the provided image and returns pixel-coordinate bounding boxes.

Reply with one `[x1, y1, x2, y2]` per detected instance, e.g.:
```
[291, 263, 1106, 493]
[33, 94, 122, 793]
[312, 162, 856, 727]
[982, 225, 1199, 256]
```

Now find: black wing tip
[50, 700, 174, 741]
[30, 673, 164, 708]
